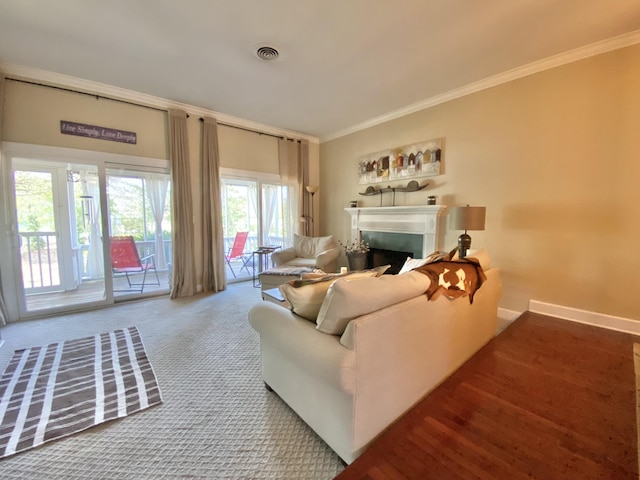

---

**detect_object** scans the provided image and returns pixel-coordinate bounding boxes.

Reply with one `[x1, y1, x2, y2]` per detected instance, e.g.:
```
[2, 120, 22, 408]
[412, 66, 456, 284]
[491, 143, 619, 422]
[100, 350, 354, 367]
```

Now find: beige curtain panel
[168, 108, 197, 298]
[0, 72, 9, 325]
[278, 138, 310, 239]
[200, 117, 226, 293]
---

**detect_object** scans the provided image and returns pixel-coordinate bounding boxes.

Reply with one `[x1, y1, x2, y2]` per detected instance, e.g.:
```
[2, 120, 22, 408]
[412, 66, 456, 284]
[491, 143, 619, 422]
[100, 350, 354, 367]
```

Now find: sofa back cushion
[279, 266, 387, 321]
[293, 234, 336, 258]
[315, 271, 431, 336]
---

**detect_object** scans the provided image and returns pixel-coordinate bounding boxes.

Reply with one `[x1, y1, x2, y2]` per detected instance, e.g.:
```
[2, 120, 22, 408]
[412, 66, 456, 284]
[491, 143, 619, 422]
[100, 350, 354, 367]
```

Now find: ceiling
[1, 0, 640, 141]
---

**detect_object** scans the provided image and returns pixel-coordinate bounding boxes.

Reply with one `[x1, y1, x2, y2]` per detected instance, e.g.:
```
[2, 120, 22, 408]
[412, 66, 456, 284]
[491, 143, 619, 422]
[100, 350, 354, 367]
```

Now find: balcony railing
[20, 232, 59, 291]
[20, 232, 173, 293]
[20, 231, 282, 293]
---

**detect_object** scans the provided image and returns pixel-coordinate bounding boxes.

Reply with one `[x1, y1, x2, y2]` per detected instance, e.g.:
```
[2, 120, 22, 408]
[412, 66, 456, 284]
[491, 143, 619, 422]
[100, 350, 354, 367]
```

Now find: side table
[252, 245, 280, 287]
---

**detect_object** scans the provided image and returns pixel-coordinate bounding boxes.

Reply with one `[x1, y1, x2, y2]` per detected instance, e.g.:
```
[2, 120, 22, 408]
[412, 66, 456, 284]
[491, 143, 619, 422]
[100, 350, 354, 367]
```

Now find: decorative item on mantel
[358, 137, 443, 185]
[340, 239, 370, 271]
[359, 180, 428, 206]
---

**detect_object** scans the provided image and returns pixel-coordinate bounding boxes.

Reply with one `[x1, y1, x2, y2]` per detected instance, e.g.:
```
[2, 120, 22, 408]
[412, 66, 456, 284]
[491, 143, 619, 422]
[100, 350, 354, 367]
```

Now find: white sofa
[248, 266, 502, 464]
[270, 234, 341, 273]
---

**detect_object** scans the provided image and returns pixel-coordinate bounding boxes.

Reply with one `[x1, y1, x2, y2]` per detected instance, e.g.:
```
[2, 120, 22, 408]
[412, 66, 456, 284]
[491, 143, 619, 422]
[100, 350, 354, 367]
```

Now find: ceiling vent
[255, 44, 279, 61]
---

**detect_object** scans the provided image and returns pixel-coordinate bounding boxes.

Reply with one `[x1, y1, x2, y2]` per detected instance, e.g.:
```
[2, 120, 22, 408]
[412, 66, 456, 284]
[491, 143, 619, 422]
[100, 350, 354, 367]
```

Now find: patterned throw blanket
[413, 248, 486, 303]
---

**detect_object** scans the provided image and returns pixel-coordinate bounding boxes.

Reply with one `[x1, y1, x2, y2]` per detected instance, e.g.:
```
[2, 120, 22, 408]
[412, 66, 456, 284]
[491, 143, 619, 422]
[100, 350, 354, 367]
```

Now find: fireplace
[345, 205, 447, 267]
[368, 247, 413, 274]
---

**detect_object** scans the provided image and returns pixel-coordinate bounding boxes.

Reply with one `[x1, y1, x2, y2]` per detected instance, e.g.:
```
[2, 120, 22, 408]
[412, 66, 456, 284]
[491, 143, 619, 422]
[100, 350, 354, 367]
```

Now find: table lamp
[450, 205, 486, 258]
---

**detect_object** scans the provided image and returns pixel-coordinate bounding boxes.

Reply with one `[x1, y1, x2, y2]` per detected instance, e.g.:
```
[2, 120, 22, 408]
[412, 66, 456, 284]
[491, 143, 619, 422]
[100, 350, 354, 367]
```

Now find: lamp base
[458, 232, 471, 258]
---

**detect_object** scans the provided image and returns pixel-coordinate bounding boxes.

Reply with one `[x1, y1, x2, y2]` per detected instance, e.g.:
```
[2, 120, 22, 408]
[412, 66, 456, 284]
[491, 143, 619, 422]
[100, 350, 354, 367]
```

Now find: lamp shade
[305, 185, 319, 194]
[450, 206, 486, 231]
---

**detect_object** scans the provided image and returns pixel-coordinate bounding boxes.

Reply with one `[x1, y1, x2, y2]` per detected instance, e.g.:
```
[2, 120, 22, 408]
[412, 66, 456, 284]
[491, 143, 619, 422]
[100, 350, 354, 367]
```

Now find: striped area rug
[0, 326, 162, 459]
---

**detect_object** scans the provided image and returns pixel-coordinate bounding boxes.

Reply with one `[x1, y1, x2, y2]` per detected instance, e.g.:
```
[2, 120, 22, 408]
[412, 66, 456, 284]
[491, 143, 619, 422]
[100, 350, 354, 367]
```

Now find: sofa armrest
[315, 246, 341, 273]
[249, 303, 356, 392]
[271, 247, 297, 266]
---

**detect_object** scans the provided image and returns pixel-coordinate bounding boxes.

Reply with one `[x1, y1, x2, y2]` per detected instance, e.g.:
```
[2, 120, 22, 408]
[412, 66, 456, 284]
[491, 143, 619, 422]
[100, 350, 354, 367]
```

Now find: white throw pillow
[398, 256, 430, 274]
[293, 234, 336, 258]
[293, 234, 316, 258]
[315, 271, 431, 335]
[315, 235, 335, 253]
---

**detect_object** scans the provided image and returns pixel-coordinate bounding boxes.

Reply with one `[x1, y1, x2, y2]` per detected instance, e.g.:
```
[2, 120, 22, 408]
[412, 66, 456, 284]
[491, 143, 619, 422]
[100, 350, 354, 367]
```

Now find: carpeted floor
[0, 282, 344, 479]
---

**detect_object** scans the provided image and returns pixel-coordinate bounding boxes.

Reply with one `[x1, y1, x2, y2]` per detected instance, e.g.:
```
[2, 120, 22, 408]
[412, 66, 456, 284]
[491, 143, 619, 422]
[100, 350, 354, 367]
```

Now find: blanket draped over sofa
[414, 248, 486, 303]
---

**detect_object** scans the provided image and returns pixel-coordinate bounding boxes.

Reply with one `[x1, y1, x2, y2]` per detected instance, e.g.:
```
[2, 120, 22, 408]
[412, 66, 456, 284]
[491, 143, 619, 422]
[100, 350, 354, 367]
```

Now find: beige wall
[3, 80, 167, 159]
[2, 79, 319, 290]
[218, 125, 279, 173]
[320, 44, 640, 320]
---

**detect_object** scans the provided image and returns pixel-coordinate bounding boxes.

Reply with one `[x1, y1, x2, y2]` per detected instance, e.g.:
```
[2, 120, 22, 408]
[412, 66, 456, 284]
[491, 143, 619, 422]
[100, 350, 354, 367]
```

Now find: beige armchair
[271, 234, 341, 273]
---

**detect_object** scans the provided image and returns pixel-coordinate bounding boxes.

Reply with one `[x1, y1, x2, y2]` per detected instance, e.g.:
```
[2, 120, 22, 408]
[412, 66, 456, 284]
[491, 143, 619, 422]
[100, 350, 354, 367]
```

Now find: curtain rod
[7, 77, 299, 142]
[200, 119, 298, 142]
[7, 77, 166, 113]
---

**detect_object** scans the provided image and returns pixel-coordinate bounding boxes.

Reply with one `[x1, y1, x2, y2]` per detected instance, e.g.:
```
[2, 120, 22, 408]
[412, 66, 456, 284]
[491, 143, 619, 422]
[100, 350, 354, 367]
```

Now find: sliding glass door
[106, 170, 171, 297]
[220, 171, 288, 282]
[2, 144, 172, 320]
[11, 159, 107, 315]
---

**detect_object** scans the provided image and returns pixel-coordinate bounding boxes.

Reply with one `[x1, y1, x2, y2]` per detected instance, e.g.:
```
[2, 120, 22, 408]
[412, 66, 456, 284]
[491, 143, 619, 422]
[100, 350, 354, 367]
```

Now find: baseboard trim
[497, 307, 522, 333]
[529, 300, 640, 336]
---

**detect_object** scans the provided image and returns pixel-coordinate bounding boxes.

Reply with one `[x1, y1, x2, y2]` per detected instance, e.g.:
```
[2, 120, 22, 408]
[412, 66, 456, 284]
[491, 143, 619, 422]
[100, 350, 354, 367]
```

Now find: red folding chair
[225, 232, 252, 278]
[110, 236, 161, 292]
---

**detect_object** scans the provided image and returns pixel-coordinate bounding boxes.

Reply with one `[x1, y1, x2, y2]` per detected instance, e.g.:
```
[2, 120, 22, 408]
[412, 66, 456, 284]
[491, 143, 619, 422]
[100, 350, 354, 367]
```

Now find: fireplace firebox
[367, 247, 413, 274]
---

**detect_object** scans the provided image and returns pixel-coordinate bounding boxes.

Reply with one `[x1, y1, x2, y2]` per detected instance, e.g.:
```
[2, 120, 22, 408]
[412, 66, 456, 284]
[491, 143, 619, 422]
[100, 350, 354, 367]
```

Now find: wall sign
[60, 120, 137, 144]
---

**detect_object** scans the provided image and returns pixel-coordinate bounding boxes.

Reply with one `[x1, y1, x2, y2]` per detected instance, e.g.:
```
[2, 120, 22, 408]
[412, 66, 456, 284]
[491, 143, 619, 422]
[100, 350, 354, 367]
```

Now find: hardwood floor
[336, 312, 639, 479]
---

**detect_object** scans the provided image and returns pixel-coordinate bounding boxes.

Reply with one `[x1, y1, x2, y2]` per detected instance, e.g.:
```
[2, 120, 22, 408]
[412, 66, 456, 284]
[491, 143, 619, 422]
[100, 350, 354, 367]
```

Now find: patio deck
[24, 260, 259, 313]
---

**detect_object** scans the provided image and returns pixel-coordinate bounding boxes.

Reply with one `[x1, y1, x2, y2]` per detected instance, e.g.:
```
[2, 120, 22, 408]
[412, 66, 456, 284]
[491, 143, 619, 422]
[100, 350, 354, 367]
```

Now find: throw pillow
[397, 251, 449, 274]
[293, 234, 316, 259]
[315, 235, 335, 253]
[315, 271, 431, 336]
[279, 266, 389, 322]
[398, 257, 430, 274]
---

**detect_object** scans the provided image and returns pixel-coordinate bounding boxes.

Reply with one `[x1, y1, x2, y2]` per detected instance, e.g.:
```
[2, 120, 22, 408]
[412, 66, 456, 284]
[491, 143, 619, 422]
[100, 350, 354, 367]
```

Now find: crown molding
[321, 30, 640, 143]
[0, 62, 319, 144]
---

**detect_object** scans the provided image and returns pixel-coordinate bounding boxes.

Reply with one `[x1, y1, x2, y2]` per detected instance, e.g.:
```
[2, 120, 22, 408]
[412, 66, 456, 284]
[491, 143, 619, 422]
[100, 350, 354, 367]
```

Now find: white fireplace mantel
[345, 205, 448, 256]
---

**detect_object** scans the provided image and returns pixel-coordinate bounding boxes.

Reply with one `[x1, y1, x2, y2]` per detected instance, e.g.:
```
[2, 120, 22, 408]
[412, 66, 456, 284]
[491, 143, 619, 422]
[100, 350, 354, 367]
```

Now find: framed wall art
[357, 137, 443, 185]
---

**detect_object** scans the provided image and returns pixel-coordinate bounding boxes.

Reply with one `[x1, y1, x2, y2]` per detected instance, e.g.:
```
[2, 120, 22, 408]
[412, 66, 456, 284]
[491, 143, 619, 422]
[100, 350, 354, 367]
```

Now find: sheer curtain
[146, 175, 169, 269]
[249, 183, 258, 237]
[0, 71, 8, 325]
[262, 185, 278, 245]
[82, 171, 104, 278]
[168, 108, 196, 298]
[200, 117, 226, 292]
[278, 138, 310, 244]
